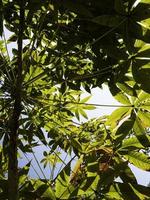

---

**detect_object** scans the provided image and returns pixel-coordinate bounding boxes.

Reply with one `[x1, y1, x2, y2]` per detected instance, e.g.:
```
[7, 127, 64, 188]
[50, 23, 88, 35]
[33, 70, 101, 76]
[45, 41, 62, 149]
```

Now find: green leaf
[55, 162, 74, 199]
[141, 0, 150, 4]
[18, 162, 31, 177]
[115, 118, 135, 143]
[133, 117, 150, 147]
[84, 105, 95, 110]
[75, 109, 80, 121]
[140, 104, 150, 111]
[117, 82, 137, 97]
[32, 180, 56, 200]
[115, 118, 135, 148]
[117, 183, 141, 200]
[71, 138, 82, 153]
[79, 109, 88, 119]
[125, 151, 150, 171]
[136, 44, 150, 58]
[106, 107, 130, 129]
[138, 110, 150, 126]
[109, 83, 131, 105]
[121, 137, 145, 149]
[135, 90, 150, 105]
[105, 184, 123, 199]
[8, 34, 17, 42]
[131, 183, 150, 199]
[132, 60, 150, 93]
[80, 96, 91, 103]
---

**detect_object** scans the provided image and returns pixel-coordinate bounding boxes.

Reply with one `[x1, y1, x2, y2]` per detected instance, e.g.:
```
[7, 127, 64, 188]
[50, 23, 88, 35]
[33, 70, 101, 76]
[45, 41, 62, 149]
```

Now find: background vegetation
[0, 0, 150, 199]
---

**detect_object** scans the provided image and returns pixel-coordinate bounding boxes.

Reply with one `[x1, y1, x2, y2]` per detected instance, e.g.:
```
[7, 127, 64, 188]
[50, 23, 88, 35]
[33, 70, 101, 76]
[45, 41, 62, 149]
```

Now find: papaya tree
[0, 0, 150, 199]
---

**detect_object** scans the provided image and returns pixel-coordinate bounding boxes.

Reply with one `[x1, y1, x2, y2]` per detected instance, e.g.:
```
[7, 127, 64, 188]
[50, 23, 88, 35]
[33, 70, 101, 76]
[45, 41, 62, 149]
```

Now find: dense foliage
[0, 0, 150, 199]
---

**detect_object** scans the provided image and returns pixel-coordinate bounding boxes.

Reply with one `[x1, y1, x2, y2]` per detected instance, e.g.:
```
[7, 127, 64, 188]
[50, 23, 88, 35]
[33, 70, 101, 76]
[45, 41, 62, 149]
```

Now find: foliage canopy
[0, 0, 150, 199]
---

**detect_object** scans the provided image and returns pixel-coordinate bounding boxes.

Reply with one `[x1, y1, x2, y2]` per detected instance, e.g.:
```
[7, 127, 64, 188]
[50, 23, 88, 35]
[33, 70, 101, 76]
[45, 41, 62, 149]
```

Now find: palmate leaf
[67, 95, 95, 121]
[1, 0, 150, 198]
[124, 151, 150, 171]
[41, 151, 62, 169]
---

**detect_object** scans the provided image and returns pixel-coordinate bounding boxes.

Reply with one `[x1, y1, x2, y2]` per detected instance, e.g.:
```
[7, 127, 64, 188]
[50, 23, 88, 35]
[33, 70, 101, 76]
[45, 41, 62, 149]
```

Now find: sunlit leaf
[106, 107, 131, 129]
[125, 151, 150, 171]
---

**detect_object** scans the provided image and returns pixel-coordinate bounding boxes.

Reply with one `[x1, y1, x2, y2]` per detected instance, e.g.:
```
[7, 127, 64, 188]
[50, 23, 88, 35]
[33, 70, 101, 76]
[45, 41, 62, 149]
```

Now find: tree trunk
[8, 2, 24, 199]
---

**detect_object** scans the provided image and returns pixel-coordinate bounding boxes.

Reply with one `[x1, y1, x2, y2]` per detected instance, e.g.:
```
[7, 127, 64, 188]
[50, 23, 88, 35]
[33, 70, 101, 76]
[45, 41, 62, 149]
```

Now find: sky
[2, 29, 150, 186]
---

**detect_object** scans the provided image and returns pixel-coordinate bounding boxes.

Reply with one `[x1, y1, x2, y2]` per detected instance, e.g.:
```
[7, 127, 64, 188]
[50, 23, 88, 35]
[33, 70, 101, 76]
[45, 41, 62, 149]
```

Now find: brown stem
[8, 2, 24, 200]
